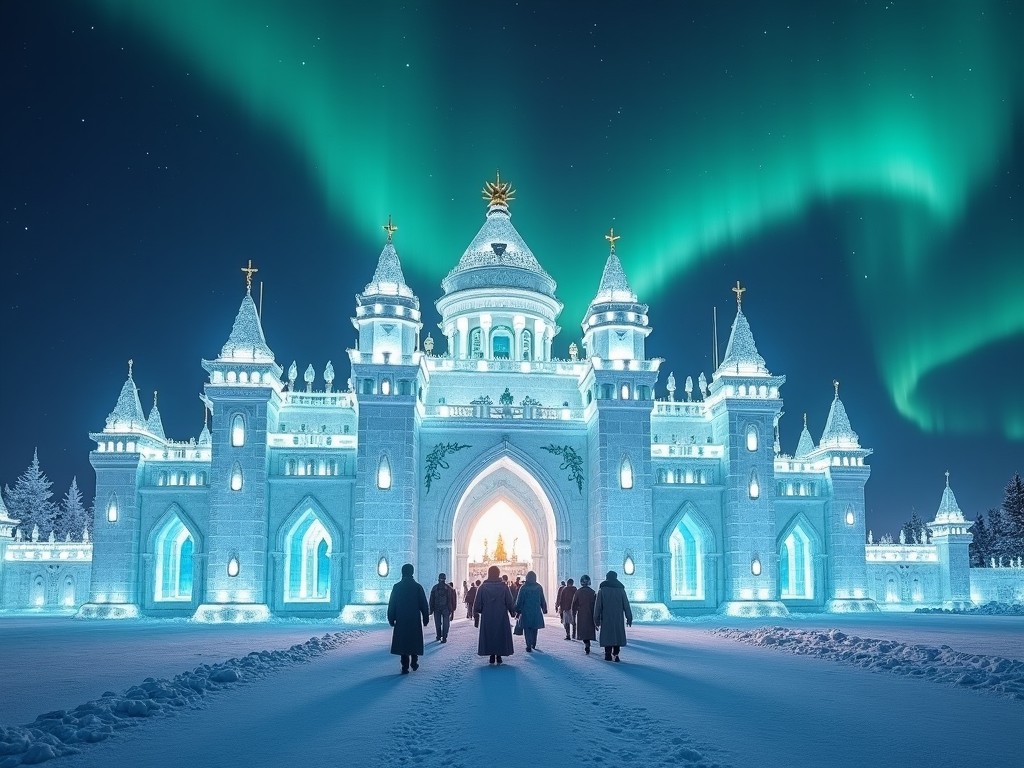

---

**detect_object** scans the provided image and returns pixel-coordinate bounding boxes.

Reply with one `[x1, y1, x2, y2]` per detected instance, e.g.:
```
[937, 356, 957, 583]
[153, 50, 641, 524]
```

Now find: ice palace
[2, 176, 1021, 620]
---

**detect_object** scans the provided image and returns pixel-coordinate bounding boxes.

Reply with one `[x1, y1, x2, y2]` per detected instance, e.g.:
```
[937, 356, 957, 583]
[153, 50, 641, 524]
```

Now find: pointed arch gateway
[442, 452, 567, 596]
[777, 512, 823, 601]
[151, 506, 200, 602]
[279, 500, 339, 603]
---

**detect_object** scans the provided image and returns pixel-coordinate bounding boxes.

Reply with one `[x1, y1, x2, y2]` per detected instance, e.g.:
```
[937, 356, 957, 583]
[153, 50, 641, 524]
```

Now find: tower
[581, 231, 663, 615]
[346, 221, 423, 620]
[807, 382, 877, 611]
[78, 360, 155, 618]
[707, 283, 787, 616]
[195, 261, 282, 622]
[928, 472, 974, 609]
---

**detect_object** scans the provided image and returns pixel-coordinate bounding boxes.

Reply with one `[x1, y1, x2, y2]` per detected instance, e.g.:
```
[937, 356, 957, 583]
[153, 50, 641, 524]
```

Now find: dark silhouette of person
[594, 570, 632, 662]
[473, 565, 515, 664]
[387, 563, 430, 673]
[513, 570, 548, 652]
[571, 574, 597, 654]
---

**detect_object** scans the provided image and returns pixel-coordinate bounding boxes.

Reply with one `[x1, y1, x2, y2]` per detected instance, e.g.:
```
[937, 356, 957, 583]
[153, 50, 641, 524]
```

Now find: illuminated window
[620, 384, 630, 399]
[780, 526, 813, 599]
[619, 455, 634, 489]
[845, 507, 855, 525]
[748, 469, 760, 499]
[381, 379, 391, 395]
[227, 555, 240, 577]
[746, 426, 758, 452]
[285, 509, 332, 602]
[377, 454, 392, 490]
[230, 463, 243, 491]
[669, 514, 704, 599]
[231, 414, 245, 447]
[154, 515, 194, 602]
[106, 494, 118, 523]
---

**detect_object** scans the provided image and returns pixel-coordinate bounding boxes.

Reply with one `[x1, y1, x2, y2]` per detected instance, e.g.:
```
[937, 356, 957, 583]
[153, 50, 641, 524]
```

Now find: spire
[219, 292, 274, 362]
[934, 470, 965, 523]
[591, 229, 637, 304]
[794, 412, 816, 458]
[0, 489, 17, 532]
[819, 380, 860, 448]
[146, 390, 166, 440]
[716, 284, 768, 375]
[198, 405, 211, 446]
[105, 359, 146, 430]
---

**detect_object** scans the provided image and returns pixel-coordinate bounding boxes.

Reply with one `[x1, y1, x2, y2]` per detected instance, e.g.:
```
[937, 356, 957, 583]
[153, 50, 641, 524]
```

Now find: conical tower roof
[219, 293, 274, 362]
[590, 251, 637, 305]
[934, 472, 965, 523]
[795, 414, 816, 458]
[820, 383, 860, 448]
[364, 240, 414, 298]
[106, 362, 146, 430]
[0, 490, 17, 525]
[146, 392, 166, 440]
[717, 307, 768, 376]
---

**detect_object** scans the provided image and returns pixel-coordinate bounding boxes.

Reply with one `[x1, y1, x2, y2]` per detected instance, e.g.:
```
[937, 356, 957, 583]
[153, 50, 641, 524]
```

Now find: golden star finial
[482, 170, 516, 207]
[241, 260, 259, 293]
[383, 215, 397, 242]
[732, 280, 746, 306]
[605, 227, 621, 254]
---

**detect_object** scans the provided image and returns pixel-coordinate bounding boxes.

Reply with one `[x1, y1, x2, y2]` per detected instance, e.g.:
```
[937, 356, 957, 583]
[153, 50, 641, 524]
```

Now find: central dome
[441, 201, 557, 298]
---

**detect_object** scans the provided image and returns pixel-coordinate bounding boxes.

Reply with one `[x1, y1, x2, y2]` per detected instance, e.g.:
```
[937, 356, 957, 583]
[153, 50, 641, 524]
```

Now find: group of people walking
[387, 564, 632, 673]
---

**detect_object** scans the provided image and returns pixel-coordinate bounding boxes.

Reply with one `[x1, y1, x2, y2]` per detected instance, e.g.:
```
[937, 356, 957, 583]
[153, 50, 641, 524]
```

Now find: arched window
[748, 469, 760, 499]
[470, 328, 483, 359]
[619, 455, 634, 489]
[885, 576, 899, 603]
[377, 454, 392, 490]
[746, 425, 758, 452]
[779, 526, 813, 599]
[231, 414, 246, 447]
[521, 329, 533, 361]
[669, 513, 704, 599]
[305, 459, 315, 476]
[154, 515, 195, 602]
[106, 493, 118, 523]
[284, 510, 332, 601]
[491, 327, 513, 359]
[62, 576, 76, 607]
[158, 472, 167, 487]
[230, 462, 243, 491]
[31, 575, 45, 607]
[620, 383, 630, 400]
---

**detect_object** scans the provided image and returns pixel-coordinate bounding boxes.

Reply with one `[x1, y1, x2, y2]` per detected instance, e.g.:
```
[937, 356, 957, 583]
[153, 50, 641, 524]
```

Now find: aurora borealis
[2, 1, 1021, 533]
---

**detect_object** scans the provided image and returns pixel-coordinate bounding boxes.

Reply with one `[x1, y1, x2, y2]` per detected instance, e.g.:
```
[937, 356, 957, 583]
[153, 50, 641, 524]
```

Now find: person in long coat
[465, 580, 479, 619]
[387, 563, 430, 674]
[512, 570, 547, 652]
[594, 570, 632, 662]
[571, 574, 597, 655]
[473, 565, 515, 664]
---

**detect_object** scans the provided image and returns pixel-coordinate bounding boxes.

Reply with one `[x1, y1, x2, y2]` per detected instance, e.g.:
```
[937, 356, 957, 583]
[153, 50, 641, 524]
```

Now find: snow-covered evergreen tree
[4, 449, 57, 539]
[1001, 473, 1024, 559]
[986, 506, 1015, 565]
[901, 508, 924, 545]
[58, 477, 89, 540]
[969, 514, 990, 567]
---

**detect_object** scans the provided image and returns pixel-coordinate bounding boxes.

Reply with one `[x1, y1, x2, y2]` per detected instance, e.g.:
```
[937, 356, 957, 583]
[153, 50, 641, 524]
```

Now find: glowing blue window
[231, 414, 245, 447]
[669, 515, 703, 599]
[155, 516, 194, 602]
[285, 510, 332, 602]
[780, 526, 812, 599]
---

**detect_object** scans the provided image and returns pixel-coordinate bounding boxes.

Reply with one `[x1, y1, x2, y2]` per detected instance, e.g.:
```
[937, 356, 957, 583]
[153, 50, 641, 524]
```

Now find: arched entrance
[451, 457, 558, 594]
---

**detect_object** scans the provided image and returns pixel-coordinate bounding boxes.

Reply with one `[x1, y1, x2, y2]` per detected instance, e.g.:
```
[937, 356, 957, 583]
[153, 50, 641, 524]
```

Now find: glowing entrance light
[623, 554, 636, 575]
[377, 555, 389, 578]
[845, 509, 856, 525]
[106, 495, 118, 523]
[751, 556, 762, 576]
[377, 454, 392, 490]
[227, 555, 240, 578]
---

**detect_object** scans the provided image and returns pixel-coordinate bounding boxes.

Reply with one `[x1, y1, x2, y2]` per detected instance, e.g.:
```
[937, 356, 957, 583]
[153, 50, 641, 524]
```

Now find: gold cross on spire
[605, 227, 620, 254]
[241, 260, 259, 293]
[482, 170, 516, 206]
[732, 280, 746, 306]
[833, 379, 840, 398]
[383, 215, 397, 242]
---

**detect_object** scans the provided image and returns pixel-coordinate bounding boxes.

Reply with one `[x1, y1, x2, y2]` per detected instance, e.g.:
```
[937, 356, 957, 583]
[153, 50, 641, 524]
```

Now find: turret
[195, 262, 283, 622]
[352, 217, 422, 363]
[581, 229, 651, 362]
[146, 391, 166, 441]
[928, 471, 974, 609]
[806, 381, 876, 611]
[706, 283, 787, 616]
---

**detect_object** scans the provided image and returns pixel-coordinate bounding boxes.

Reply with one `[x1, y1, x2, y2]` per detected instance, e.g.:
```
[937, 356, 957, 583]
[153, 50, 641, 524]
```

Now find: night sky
[2, 1, 1021, 537]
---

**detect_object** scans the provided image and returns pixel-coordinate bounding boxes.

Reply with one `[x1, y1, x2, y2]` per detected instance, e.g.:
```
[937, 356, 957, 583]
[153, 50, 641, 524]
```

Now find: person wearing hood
[558, 577, 577, 640]
[473, 565, 516, 664]
[465, 579, 480, 619]
[387, 563, 430, 674]
[513, 570, 548, 652]
[594, 570, 632, 662]
[571, 574, 597, 654]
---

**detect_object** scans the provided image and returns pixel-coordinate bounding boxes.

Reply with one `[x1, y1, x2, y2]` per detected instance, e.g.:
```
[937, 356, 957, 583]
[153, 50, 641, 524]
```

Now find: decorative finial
[482, 170, 516, 207]
[203, 405, 209, 429]
[605, 227, 621, 254]
[732, 280, 746, 306]
[803, 412, 808, 429]
[128, 358, 134, 378]
[423, 333, 435, 355]
[241, 259, 259, 293]
[568, 341, 579, 361]
[383, 215, 397, 243]
[153, 390, 158, 408]
[945, 469, 950, 487]
[833, 379, 840, 399]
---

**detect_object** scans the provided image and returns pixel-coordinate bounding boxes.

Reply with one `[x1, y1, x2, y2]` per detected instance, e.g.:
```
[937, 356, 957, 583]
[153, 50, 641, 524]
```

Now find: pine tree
[969, 514, 990, 567]
[57, 477, 89, 540]
[987, 506, 1014, 565]
[901, 508, 924, 545]
[5, 449, 57, 538]
[1001, 473, 1024, 559]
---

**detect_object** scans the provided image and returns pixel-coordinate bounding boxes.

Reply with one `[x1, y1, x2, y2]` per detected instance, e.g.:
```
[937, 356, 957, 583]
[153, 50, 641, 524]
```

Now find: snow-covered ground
[1, 613, 1021, 767]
